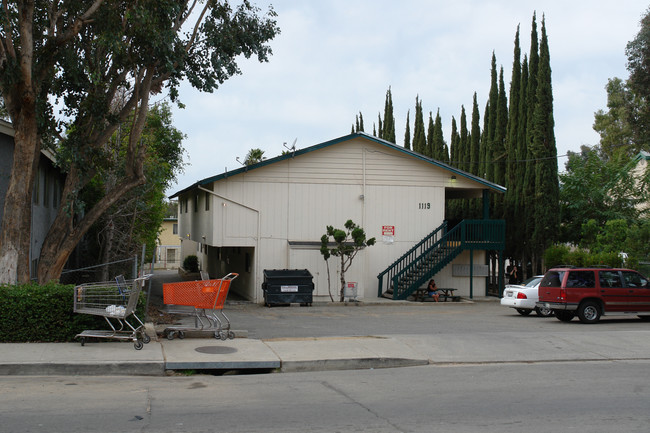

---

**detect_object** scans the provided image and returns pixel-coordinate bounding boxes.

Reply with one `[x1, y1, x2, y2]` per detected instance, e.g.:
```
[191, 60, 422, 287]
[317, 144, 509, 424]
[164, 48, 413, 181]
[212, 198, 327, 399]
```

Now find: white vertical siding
[177, 135, 497, 301]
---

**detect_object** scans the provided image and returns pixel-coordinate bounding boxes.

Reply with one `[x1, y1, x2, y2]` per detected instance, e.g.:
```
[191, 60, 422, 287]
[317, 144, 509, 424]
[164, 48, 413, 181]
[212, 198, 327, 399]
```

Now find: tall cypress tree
[450, 115, 459, 167]
[522, 12, 540, 275]
[492, 66, 508, 218]
[426, 112, 435, 158]
[382, 87, 396, 143]
[413, 96, 426, 154]
[447, 115, 461, 220]
[531, 15, 559, 268]
[433, 109, 448, 162]
[484, 52, 499, 182]
[515, 54, 529, 215]
[480, 100, 490, 180]
[377, 113, 383, 139]
[404, 110, 411, 150]
[458, 106, 468, 171]
[469, 93, 481, 176]
[505, 26, 522, 259]
[469, 93, 482, 218]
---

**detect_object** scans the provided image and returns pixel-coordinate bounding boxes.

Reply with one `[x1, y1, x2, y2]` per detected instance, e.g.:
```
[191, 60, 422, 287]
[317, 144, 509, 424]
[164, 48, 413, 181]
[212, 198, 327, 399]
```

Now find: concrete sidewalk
[4, 270, 650, 376]
[3, 328, 650, 376]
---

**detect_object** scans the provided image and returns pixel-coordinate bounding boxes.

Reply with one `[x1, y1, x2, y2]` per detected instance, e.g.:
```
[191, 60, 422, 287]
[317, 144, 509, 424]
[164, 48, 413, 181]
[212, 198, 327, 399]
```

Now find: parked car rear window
[566, 271, 595, 288]
[540, 271, 565, 287]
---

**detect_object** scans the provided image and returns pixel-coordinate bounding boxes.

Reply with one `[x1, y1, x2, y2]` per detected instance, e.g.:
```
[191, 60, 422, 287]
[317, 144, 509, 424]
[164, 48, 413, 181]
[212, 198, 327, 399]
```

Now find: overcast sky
[163, 1, 649, 195]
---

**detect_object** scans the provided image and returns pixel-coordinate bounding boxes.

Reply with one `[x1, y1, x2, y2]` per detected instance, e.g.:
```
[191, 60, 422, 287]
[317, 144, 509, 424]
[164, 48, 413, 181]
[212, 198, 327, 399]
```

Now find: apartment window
[173, 223, 178, 235]
[194, 194, 199, 212]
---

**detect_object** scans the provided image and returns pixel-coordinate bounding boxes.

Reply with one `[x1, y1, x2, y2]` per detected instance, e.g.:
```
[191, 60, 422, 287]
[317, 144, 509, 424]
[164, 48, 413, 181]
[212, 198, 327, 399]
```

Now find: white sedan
[500, 275, 553, 317]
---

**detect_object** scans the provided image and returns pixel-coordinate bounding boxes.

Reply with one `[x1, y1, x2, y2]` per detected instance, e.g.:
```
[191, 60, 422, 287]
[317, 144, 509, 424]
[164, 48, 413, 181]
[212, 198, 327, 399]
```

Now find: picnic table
[412, 287, 460, 302]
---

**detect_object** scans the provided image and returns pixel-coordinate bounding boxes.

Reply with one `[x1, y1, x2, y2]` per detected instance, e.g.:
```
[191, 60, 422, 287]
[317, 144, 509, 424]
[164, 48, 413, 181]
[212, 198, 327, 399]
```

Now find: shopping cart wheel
[219, 331, 228, 341]
[134, 340, 144, 350]
[213, 331, 220, 339]
[141, 333, 151, 344]
[228, 331, 235, 340]
[166, 331, 175, 340]
[80, 337, 86, 347]
[178, 331, 185, 339]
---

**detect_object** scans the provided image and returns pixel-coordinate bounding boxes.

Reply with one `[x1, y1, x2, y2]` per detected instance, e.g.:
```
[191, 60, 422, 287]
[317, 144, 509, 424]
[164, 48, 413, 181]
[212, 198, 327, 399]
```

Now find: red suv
[536, 267, 650, 323]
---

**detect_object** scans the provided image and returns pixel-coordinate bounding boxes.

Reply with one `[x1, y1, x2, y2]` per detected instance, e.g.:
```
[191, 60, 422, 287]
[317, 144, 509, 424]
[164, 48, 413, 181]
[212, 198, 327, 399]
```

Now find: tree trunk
[0, 118, 40, 284]
[36, 166, 145, 283]
[99, 217, 115, 282]
[339, 255, 346, 302]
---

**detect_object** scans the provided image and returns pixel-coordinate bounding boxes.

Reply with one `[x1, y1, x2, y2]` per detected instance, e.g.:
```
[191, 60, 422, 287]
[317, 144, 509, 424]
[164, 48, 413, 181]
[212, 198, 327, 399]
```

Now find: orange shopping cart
[162, 273, 238, 340]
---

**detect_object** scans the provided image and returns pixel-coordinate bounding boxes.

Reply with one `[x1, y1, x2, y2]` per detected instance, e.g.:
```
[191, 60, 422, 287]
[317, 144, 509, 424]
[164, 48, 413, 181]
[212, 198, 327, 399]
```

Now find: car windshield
[522, 276, 542, 287]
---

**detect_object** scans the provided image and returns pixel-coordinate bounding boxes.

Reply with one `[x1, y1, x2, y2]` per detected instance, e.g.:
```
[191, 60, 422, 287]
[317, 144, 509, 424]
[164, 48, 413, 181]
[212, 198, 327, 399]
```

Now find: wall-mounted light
[451, 175, 457, 180]
[359, 194, 365, 200]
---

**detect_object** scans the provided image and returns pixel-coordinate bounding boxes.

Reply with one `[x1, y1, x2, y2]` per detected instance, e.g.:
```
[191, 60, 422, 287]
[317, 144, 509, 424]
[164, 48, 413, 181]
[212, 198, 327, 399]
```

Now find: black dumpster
[262, 269, 314, 306]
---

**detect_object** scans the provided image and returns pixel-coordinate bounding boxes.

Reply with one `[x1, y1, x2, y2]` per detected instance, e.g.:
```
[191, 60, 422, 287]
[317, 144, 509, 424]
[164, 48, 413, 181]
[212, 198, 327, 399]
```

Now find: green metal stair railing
[376, 221, 448, 298]
[377, 219, 505, 300]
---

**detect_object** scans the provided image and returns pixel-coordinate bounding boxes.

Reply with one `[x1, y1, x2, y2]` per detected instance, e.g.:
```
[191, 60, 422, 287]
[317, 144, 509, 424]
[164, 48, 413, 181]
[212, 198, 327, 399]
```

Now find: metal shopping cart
[73, 274, 152, 350]
[162, 273, 238, 340]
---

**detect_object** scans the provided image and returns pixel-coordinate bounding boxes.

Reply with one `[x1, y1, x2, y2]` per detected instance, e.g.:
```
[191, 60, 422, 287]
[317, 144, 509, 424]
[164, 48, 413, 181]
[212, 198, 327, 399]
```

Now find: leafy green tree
[320, 220, 375, 302]
[84, 103, 185, 281]
[0, 1, 279, 284]
[244, 148, 265, 165]
[559, 146, 645, 244]
[593, 78, 637, 157]
[625, 8, 650, 150]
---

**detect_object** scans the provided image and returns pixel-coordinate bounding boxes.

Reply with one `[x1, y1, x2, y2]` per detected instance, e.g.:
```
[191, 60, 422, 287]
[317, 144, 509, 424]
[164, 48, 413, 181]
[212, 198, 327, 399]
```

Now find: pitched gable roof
[171, 132, 506, 198]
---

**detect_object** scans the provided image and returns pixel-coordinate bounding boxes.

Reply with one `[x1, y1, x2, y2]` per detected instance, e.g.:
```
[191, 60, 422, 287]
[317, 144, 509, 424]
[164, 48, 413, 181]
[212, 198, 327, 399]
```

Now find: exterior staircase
[377, 219, 505, 300]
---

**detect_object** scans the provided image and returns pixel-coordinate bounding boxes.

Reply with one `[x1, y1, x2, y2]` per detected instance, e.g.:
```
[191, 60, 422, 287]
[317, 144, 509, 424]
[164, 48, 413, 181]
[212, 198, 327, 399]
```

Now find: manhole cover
[195, 346, 238, 354]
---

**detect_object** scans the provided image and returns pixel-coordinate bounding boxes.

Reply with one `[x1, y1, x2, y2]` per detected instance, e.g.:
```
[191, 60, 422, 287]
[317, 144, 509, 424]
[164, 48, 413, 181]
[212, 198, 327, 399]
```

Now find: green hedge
[544, 245, 627, 270]
[0, 282, 147, 343]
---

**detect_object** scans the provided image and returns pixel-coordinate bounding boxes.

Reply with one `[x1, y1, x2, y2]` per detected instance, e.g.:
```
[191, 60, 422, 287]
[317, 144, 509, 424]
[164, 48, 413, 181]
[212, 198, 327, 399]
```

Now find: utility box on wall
[262, 269, 314, 307]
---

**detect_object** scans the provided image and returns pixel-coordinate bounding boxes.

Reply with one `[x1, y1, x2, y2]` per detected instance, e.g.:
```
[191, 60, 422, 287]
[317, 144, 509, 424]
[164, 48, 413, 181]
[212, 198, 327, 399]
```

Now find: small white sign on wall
[382, 225, 395, 244]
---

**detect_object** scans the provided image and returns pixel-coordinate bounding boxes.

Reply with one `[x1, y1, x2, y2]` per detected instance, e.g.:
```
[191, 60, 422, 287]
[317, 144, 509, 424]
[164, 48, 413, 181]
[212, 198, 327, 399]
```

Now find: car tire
[535, 306, 554, 317]
[516, 308, 532, 316]
[638, 316, 650, 321]
[577, 301, 601, 324]
[555, 311, 575, 322]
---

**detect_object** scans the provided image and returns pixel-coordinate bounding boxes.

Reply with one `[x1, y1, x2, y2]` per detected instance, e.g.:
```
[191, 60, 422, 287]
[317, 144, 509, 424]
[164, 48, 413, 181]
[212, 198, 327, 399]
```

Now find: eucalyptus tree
[0, 1, 279, 284]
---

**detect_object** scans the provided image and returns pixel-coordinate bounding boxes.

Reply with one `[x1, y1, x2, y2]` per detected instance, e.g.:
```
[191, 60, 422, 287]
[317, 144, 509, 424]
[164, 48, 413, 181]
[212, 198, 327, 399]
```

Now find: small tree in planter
[320, 220, 376, 302]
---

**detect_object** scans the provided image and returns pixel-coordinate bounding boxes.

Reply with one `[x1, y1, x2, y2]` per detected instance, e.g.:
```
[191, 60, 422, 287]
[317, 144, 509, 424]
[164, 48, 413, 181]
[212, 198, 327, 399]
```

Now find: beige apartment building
[171, 133, 506, 303]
